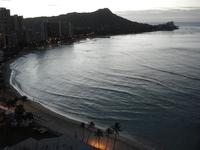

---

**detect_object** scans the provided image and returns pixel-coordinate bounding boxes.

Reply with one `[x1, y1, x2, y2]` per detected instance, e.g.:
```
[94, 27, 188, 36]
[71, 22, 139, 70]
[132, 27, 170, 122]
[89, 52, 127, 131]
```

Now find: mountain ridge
[24, 8, 178, 36]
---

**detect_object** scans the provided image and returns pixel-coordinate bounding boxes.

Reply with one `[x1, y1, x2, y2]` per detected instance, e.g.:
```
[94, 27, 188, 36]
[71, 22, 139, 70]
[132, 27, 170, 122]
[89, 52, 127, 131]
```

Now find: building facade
[0, 8, 10, 49]
[0, 7, 74, 50]
[0, 8, 24, 49]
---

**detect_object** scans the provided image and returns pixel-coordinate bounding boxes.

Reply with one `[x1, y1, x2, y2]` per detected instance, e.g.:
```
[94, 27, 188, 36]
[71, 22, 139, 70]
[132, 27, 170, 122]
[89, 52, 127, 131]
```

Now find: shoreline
[2, 46, 155, 150]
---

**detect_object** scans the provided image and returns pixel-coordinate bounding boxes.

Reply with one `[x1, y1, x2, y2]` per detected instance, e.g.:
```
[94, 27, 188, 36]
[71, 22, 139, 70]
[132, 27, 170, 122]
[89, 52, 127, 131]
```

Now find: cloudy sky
[0, 0, 200, 17]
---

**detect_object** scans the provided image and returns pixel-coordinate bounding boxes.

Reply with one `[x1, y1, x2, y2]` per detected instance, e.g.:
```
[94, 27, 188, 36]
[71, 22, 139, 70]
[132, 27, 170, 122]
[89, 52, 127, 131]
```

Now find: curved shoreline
[4, 49, 155, 150]
[10, 68, 88, 124]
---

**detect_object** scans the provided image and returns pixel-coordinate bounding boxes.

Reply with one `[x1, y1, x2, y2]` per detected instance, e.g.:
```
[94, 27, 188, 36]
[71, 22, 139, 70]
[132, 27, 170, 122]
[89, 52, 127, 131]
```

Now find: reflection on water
[10, 26, 200, 150]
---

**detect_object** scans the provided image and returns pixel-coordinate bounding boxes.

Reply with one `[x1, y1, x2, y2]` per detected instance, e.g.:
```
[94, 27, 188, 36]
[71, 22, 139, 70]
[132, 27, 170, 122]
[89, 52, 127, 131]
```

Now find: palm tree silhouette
[95, 129, 104, 149]
[112, 122, 121, 150]
[105, 128, 113, 150]
[86, 121, 95, 144]
[80, 122, 86, 142]
[14, 104, 26, 126]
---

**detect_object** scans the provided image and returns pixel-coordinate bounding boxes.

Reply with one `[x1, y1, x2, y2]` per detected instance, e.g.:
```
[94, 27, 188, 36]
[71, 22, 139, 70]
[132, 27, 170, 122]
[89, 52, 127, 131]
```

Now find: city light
[89, 139, 107, 150]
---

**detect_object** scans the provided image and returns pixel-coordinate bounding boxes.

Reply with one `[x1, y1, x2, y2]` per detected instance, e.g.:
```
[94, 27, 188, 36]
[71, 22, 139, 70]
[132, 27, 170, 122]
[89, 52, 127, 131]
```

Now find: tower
[68, 22, 73, 38]
[59, 21, 62, 38]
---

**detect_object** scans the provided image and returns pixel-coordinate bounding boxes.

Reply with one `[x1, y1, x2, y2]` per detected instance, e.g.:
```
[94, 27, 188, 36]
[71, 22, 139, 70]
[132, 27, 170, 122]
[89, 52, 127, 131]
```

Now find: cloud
[48, 4, 57, 7]
[0, 0, 12, 1]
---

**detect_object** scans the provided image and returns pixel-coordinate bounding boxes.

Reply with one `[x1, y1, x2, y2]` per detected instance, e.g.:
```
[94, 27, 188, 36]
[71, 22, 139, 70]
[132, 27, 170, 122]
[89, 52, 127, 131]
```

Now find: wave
[140, 64, 200, 81]
[9, 69, 99, 124]
[34, 88, 97, 102]
[167, 47, 200, 55]
[41, 99, 135, 123]
[92, 70, 194, 96]
[58, 105, 134, 122]
[33, 86, 143, 109]
[10, 69, 42, 101]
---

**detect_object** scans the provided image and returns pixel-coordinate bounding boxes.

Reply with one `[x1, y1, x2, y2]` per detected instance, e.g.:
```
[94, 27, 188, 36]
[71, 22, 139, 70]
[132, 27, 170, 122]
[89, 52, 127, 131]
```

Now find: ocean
[10, 25, 200, 150]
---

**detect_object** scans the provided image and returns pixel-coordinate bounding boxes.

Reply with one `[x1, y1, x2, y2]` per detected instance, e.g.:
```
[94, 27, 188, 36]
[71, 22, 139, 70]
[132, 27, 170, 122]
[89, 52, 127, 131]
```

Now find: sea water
[10, 25, 200, 150]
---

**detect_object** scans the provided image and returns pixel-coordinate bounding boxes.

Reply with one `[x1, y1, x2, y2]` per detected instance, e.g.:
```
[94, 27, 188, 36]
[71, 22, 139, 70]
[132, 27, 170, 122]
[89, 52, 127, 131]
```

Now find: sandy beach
[22, 100, 151, 150]
[0, 51, 155, 150]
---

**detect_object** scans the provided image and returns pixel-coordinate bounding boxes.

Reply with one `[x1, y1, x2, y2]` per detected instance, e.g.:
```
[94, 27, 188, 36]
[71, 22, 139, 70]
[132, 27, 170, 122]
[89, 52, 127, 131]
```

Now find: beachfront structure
[41, 22, 60, 41]
[3, 135, 96, 150]
[0, 7, 76, 50]
[68, 22, 73, 38]
[40, 21, 73, 42]
[0, 8, 10, 34]
[0, 8, 24, 50]
[0, 8, 10, 49]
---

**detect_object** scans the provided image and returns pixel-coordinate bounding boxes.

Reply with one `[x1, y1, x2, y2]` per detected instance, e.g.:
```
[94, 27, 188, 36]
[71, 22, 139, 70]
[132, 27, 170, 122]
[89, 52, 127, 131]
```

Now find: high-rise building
[0, 8, 24, 49]
[41, 22, 60, 42]
[0, 8, 10, 34]
[47, 22, 60, 39]
[59, 21, 62, 38]
[0, 8, 11, 48]
[41, 22, 48, 42]
[10, 15, 24, 45]
[10, 15, 24, 31]
[68, 22, 73, 38]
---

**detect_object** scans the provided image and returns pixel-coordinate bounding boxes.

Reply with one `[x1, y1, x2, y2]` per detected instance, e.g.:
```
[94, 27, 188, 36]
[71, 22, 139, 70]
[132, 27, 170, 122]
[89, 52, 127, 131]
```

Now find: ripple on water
[9, 26, 200, 150]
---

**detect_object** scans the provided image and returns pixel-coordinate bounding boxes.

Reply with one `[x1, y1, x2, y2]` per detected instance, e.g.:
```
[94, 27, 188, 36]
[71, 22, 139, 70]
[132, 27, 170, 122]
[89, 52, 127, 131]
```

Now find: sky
[0, 0, 200, 17]
[117, 9, 200, 24]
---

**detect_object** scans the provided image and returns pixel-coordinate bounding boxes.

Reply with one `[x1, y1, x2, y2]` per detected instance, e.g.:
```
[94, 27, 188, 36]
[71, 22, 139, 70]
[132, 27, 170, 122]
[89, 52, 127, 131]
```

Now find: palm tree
[14, 104, 26, 126]
[112, 122, 121, 150]
[80, 122, 86, 142]
[95, 129, 104, 149]
[86, 121, 95, 144]
[105, 128, 113, 150]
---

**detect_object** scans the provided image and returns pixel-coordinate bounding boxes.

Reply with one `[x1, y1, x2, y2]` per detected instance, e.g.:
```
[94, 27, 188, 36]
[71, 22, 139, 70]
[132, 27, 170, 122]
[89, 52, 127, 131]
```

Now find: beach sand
[1, 51, 154, 150]
[23, 100, 151, 150]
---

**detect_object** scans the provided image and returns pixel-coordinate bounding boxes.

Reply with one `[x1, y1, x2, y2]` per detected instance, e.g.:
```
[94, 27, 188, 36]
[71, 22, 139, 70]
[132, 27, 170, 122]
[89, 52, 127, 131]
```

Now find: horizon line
[1, 6, 200, 18]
